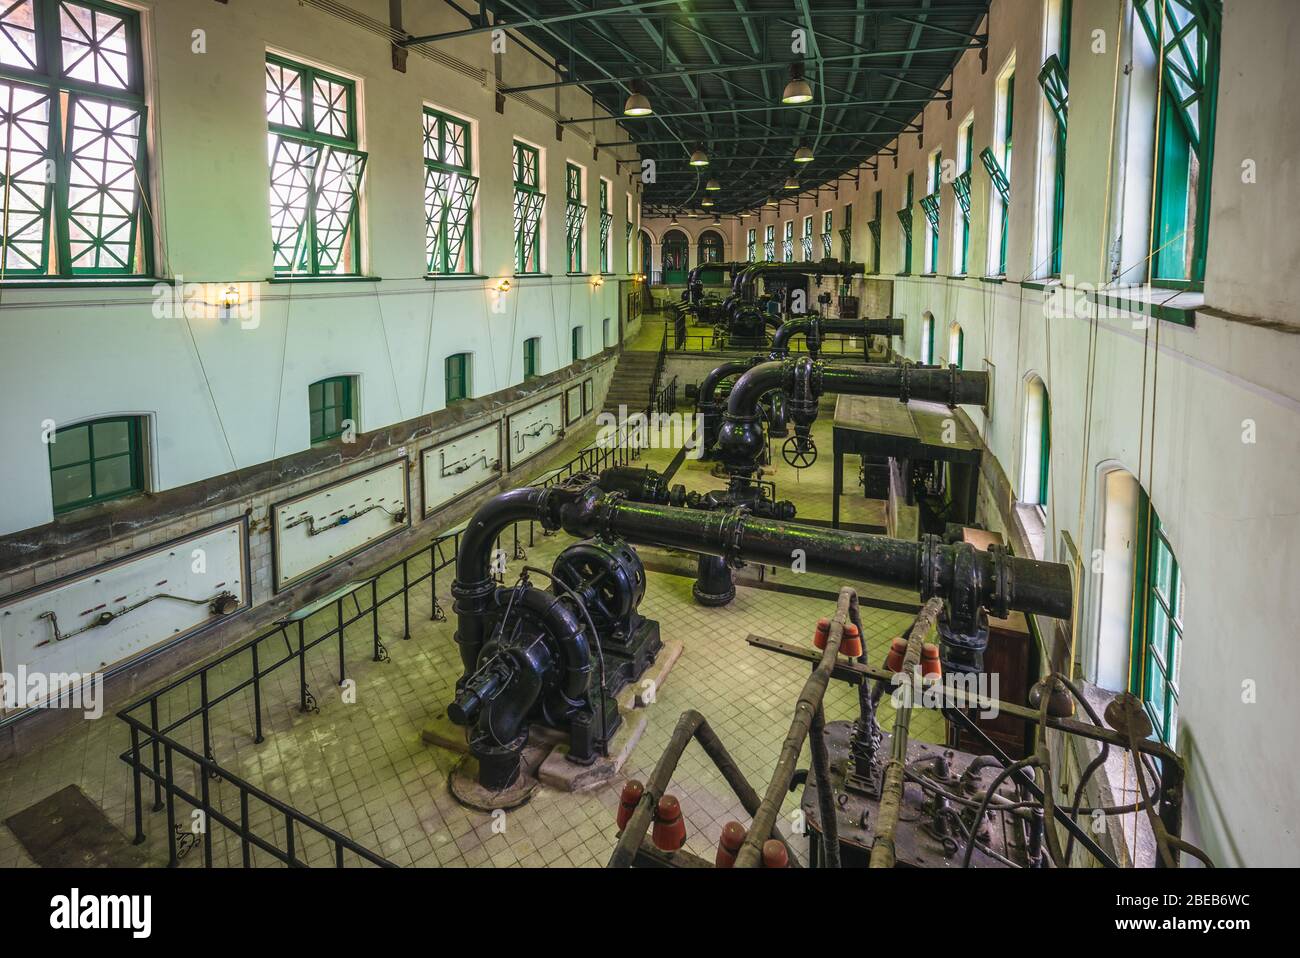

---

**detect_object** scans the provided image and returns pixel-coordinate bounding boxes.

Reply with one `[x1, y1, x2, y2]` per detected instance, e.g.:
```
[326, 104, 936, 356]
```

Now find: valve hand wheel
[782, 435, 818, 469]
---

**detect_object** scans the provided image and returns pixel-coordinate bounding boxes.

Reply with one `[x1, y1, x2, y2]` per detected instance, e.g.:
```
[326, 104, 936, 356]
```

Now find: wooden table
[831, 394, 982, 531]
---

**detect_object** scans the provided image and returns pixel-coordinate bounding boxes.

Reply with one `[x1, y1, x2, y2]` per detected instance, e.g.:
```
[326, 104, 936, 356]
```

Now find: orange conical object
[616, 779, 644, 832]
[652, 794, 687, 851]
[715, 821, 747, 868]
[840, 621, 863, 658]
[762, 839, 789, 868]
[921, 643, 942, 683]
[813, 617, 832, 649]
[885, 637, 909, 673]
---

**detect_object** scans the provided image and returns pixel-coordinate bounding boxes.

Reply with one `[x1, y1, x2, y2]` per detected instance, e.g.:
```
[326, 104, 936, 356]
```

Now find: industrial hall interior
[0, 0, 1294, 876]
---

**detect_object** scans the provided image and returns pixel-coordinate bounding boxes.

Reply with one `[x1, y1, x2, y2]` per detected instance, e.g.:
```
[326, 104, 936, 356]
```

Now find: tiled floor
[0, 324, 940, 870]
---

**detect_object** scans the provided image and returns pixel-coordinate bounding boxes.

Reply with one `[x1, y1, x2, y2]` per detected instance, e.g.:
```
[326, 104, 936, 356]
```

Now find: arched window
[49, 416, 146, 513]
[920, 312, 935, 365]
[661, 229, 689, 283]
[638, 230, 652, 276]
[1020, 376, 1050, 506]
[947, 322, 964, 368]
[309, 376, 356, 443]
[697, 229, 724, 264]
[523, 337, 541, 379]
[1093, 467, 1141, 691]
[445, 354, 471, 404]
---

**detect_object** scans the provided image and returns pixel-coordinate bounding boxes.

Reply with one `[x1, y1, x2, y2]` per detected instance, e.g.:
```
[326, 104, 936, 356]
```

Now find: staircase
[602, 349, 663, 415]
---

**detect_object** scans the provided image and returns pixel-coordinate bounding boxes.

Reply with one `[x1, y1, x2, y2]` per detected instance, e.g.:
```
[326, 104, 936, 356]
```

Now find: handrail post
[251, 640, 264, 744]
[297, 620, 309, 712]
[149, 698, 163, 811]
[129, 724, 145, 845]
[164, 743, 178, 867]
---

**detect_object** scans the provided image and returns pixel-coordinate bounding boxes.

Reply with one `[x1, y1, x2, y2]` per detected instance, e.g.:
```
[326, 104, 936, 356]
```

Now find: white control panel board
[0, 519, 249, 713]
[422, 421, 503, 518]
[507, 394, 565, 470]
[272, 459, 410, 591]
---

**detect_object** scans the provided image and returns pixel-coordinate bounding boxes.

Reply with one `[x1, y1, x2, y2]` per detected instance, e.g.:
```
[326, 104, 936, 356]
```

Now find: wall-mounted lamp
[221, 284, 241, 310]
[496, 278, 512, 293]
[591, 275, 604, 288]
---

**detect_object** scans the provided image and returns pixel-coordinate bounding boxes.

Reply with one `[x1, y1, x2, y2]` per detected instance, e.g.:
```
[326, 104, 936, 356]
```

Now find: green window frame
[1038, 1, 1071, 277]
[840, 202, 853, 262]
[897, 174, 914, 275]
[800, 215, 813, 261]
[564, 161, 586, 274]
[49, 416, 144, 513]
[423, 106, 478, 275]
[309, 376, 354, 443]
[1135, 0, 1220, 287]
[782, 220, 794, 262]
[954, 121, 974, 275]
[746, 227, 756, 262]
[821, 210, 832, 259]
[512, 141, 544, 274]
[0, 0, 153, 278]
[1130, 496, 1183, 747]
[764, 224, 775, 261]
[445, 353, 470, 404]
[598, 178, 612, 273]
[951, 325, 964, 368]
[1001, 72, 1015, 275]
[924, 151, 942, 272]
[523, 337, 540, 380]
[571, 326, 584, 361]
[266, 54, 367, 277]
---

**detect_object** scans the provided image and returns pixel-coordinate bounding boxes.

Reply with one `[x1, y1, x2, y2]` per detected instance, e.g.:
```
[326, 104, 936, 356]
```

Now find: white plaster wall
[0, 0, 639, 535]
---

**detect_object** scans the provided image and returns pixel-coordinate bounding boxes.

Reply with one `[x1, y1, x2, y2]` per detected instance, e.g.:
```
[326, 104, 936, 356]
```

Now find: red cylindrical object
[921, 643, 942, 682]
[762, 839, 789, 868]
[840, 621, 863, 658]
[652, 794, 687, 851]
[715, 821, 747, 869]
[616, 779, 644, 832]
[812, 617, 831, 650]
[885, 637, 909, 673]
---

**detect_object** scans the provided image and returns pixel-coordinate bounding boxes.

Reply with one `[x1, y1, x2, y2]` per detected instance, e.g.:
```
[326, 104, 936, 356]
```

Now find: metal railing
[116, 420, 643, 868]
[651, 374, 678, 418]
[647, 320, 669, 413]
[671, 330, 871, 358]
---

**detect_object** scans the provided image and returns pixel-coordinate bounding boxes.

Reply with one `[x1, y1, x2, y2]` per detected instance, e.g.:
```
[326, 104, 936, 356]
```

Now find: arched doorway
[696, 229, 725, 284]
[638, 229, 652, 277]
[662, 229, 689, 284]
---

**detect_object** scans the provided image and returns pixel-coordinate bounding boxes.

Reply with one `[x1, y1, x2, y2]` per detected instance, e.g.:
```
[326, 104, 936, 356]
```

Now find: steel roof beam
[499, 42, 982, 94]
[401, 0, 681, 44]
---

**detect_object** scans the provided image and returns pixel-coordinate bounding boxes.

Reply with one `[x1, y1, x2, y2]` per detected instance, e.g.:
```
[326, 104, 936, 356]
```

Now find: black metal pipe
[822, 317, 906, 339]
[544, 485, 1072, 625]
[769, 317, 813, 356]
[451, 486, 550, 679]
